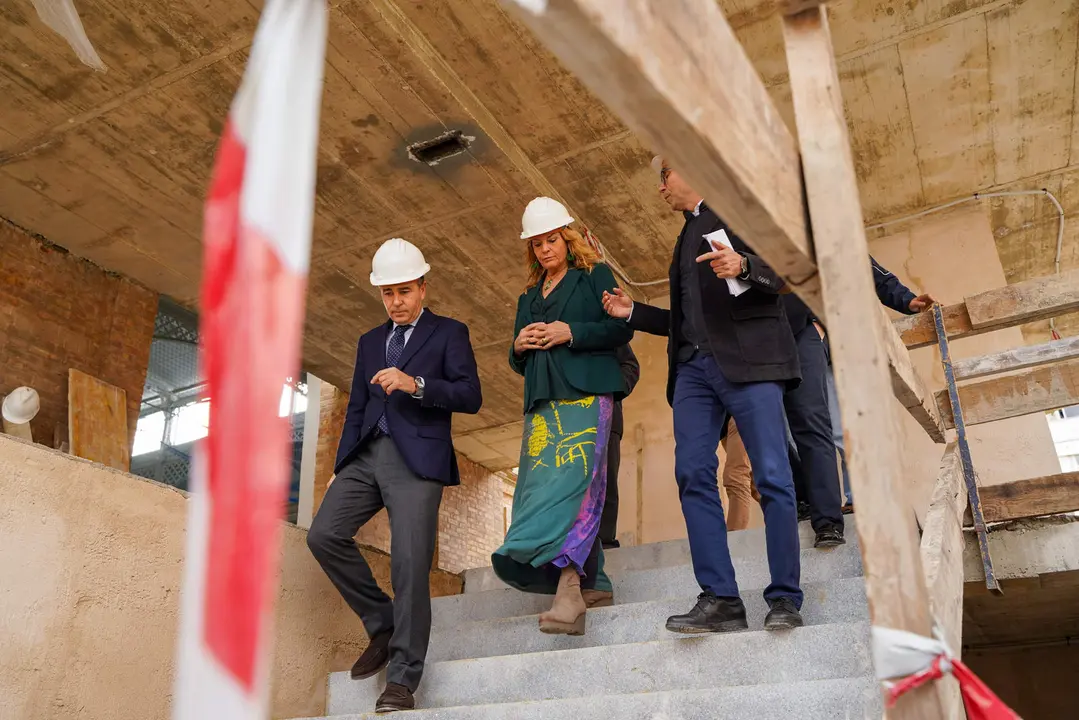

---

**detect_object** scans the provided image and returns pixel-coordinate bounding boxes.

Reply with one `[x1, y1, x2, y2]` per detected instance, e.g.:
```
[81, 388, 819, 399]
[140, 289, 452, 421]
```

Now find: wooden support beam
[952, 335, 1079, 381]
[782, 7, 945, 716]
[974, 472, 1079, 524]
[920, 444, 966, 655]
[501, 0, 944, 442]
[935, 358, 1079, 428]
[919, 444, 966, 716]
[880, 307, 946, 442]
[68, 369, 130, 472]
[894, 269, 1079, 350]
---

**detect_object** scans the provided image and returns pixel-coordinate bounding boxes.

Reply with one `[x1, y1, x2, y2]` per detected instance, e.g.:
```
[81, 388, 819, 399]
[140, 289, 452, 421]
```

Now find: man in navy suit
[307, 238, 482, 714]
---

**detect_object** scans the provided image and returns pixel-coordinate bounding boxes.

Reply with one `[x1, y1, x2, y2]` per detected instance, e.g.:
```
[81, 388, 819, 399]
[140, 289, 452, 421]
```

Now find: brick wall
[0, 221, 157, 446]
[310, 382, 509, 572]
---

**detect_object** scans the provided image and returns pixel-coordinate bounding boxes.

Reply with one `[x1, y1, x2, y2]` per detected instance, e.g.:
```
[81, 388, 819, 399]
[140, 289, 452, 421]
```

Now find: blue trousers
[673, 354, 802, 608]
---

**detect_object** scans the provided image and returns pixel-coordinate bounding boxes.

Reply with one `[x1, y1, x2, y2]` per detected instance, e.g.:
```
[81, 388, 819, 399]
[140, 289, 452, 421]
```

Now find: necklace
[542, 269, 565, 295]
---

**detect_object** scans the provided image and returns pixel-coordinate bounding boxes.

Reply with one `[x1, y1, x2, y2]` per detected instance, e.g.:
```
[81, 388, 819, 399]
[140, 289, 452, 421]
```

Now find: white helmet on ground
[2, 387, 40, 425]
[520, 197, 574, 240]
[369, 238, 431, 286]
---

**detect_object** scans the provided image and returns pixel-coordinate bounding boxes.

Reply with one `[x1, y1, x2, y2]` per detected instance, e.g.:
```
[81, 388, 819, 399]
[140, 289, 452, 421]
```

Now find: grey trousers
[307, 436, 443, 691]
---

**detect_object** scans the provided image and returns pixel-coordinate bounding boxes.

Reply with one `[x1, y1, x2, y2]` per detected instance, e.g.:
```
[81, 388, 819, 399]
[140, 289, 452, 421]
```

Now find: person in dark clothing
[598, 343, 641, 550]
[602, 157, 804, 633]
[821, 258, 935, 510]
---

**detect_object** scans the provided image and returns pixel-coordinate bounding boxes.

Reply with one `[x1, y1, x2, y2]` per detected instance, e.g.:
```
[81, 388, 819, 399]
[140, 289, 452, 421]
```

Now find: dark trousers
[598, 405, 622, 548]
[307, 436, 443, 692]
[672, 354, 802, 608]
[786, 327, 844, 532]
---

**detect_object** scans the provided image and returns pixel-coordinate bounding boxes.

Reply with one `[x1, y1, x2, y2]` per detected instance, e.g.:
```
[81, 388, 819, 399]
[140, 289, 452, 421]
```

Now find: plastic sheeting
[30, 0, 106, 71]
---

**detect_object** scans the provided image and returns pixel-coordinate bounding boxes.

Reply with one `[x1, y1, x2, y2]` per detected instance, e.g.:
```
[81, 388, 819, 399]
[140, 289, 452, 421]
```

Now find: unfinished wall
[309, 382, 509, 572]
[868, 204, 1060, 517]
[0, 221, 157, 446]
[0, 435, 462, 720]
[964, 644, 1079, 717]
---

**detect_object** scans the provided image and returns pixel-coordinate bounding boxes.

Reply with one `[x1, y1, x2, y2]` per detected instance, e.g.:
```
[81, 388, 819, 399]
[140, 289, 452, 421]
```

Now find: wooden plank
[975, 472, 1079, 523]
[782, 8, 945, 717]
[953, 336, 1079, 381]
[67, 369, 130, 472]
[894, 269, 1079, 349]
[312, 382, 351, 516]
[935, 358, 1079, 428]
[920, 444, 966, 656]
[919, 444, 966, 717]
[879, 307, 946, 442]
[500, 0, 945, 441]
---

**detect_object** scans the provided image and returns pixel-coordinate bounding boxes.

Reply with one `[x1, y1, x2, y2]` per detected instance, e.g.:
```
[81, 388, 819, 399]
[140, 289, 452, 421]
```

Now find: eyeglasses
[659, 167, 673, 185]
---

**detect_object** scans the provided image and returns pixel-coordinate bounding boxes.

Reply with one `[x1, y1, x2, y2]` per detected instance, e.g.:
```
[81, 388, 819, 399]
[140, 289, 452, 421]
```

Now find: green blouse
[509, 263, 634, 414]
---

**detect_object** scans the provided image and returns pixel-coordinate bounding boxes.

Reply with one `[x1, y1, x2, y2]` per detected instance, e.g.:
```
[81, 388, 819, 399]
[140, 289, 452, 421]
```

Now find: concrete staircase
[294, 517, 881, 719]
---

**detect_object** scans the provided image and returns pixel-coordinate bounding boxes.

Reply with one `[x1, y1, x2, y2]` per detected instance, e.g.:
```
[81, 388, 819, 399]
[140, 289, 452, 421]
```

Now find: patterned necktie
[377, 325, 410, 434]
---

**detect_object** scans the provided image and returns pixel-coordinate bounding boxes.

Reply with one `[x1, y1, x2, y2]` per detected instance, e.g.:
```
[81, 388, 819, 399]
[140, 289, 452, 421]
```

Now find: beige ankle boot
[538, 568, 587, 635]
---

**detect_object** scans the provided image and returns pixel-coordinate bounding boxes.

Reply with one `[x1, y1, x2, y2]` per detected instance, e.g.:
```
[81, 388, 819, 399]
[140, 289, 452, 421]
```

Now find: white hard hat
[2, 387, 40, 425]
[369, 238, 431, 286]
[520, 197, 574, 240]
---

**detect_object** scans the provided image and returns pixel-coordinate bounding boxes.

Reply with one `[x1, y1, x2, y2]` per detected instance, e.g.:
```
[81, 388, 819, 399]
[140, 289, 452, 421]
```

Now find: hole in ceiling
[407, 130, 473, 166]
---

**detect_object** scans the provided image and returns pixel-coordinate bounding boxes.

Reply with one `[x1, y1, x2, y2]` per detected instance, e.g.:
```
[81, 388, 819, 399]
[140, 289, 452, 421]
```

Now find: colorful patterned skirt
[492, 394, 614, 594]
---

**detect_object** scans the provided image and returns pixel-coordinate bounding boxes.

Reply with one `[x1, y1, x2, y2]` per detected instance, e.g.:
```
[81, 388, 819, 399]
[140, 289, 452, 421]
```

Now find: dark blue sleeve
[422, 321, 483, 414]
[335, 338, 368, 470]
[871, 256, 917, 315]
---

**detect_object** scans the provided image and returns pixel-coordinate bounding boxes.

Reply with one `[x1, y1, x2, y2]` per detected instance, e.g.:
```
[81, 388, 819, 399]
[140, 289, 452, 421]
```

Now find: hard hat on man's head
[369, 238, 431, 287]
[520, 197, 574, 240]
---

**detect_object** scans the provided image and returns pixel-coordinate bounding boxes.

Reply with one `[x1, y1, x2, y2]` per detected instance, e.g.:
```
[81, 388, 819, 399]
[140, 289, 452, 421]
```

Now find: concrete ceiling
[1, 0, 1078, 471]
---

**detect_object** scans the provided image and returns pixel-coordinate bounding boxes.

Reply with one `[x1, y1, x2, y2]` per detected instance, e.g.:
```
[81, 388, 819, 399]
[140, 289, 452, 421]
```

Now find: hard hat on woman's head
[369, 237, 431, 286]
[520, 197, 574, 240]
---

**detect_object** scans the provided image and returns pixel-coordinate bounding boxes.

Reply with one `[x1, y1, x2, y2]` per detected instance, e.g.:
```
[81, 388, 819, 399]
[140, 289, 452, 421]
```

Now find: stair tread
[294, 676, 881, 719]
[427, 575, 868, 663]
[437, 541, 862, 627]
[463, 517, 859, 593]
[327, 621, 874, 714]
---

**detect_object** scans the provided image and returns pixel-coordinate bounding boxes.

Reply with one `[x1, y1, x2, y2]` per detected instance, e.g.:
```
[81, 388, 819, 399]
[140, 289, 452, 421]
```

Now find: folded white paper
[703, 229, 751, 297]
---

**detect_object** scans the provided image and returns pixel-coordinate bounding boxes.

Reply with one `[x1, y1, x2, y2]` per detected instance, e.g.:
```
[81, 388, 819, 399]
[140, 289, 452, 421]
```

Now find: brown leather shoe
[375, 682, 415, 713]
[351, 629, 392, 680]
[582, 589, 614, 608]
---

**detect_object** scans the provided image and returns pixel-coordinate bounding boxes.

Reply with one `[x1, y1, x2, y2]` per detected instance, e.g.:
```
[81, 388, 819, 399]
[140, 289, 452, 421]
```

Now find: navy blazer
[334, 309, 482, 486]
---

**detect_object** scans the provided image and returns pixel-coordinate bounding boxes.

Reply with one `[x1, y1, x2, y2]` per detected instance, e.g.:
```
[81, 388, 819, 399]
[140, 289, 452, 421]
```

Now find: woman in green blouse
[491, 197, 633, 636]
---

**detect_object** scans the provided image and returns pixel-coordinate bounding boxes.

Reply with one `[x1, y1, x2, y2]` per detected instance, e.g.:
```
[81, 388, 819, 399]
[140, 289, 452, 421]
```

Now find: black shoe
[375, 682, 415, 713]
[601, 539, 621, 550]
[841, 503, 854, 515]
[351, 629, 393, 680]
[814, 525, 846, 548]
[797, 501, 812, 522]
[764, 597, 804, 630]
[665, 593, 748, 634]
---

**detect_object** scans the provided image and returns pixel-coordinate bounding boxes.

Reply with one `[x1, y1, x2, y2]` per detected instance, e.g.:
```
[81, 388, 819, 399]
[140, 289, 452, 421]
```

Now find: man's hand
[696, 244, 744, 279]
[602, 288, 633, 319]
[909, 293, 937, 313]
[535, 320, 573, 348]
[371, 367, 417, 395]
[514, 322, 546, 355]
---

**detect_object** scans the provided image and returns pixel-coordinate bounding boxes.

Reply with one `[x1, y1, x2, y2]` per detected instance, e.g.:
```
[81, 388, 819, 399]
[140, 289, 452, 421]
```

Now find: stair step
[464, 517, 858, 593]
[427, 575, 867, 663]
[294, 676, 882, 719]
[435, 540, 862, 628]
[327, 622, 873, 714]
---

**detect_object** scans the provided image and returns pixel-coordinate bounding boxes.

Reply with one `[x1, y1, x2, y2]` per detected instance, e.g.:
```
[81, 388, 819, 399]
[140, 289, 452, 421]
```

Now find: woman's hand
[602, 288, 632, 319]
[514, 323, 546, 355]
[536, 321, 573, 348]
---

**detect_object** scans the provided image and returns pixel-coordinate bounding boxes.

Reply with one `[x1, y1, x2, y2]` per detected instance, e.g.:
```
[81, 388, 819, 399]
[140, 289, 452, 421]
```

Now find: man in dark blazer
[602, 158, 803, 632]
[307, 238, 482, 714]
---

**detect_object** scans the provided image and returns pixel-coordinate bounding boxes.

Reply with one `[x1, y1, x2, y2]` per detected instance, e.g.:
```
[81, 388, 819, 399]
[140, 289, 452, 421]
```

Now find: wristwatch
[738, 253, 750, 280]
[412, 376, 425, 399]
